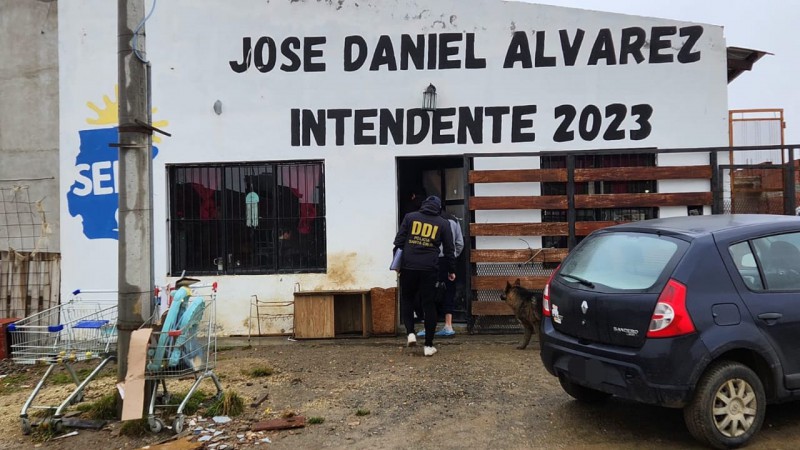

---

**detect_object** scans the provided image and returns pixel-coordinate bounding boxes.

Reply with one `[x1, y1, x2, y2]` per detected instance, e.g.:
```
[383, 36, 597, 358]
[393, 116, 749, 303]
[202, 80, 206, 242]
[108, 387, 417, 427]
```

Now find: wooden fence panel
[471, 301, 514, 316]
[0, 254, 9, 318]
[47, 258, 60, 311]
[469, 196, 568, 210]
[575, 192, 713, 209]
[29, 258, 41, 315]
[469, 166, 712, 184]
[471, 276, 549, 291]
[0, 251, 61, 319]
[471, 222, 569, 236]
[10, 255, 27, 318]
[469, 168, 567, 183]
[573, 165, 712, 182]
[467, 156, 715, 328]
[470, 248, 569, 264]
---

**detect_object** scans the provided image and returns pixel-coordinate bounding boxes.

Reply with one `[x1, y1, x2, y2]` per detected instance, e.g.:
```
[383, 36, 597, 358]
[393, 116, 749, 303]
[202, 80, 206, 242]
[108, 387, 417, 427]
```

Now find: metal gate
[722, 164, 792, 214]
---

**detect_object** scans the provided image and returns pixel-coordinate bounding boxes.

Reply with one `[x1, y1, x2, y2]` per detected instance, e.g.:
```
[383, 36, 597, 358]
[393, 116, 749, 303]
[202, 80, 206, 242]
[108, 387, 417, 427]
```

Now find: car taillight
[542, 265, 560, 317]
[647, 279, 695, 338]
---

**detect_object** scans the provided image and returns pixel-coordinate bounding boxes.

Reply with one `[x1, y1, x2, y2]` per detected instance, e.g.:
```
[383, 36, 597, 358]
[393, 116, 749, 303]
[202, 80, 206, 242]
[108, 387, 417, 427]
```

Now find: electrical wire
[132, 0, 158, 63]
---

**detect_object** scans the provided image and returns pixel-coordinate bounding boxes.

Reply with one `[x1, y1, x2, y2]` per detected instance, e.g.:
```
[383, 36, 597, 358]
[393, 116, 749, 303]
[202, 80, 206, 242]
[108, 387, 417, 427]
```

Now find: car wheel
[683, 360, 765, 449]
[558, 375, 611, 403]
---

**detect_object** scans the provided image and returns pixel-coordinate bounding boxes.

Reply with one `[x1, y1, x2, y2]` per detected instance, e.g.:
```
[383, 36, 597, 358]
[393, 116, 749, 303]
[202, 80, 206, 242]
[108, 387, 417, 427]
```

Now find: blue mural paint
[67, 127, 159, 240]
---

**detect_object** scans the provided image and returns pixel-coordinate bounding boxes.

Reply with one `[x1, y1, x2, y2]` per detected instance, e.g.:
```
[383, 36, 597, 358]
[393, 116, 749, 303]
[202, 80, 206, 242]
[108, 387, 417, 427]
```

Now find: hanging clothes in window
[246, 191, 260, 228]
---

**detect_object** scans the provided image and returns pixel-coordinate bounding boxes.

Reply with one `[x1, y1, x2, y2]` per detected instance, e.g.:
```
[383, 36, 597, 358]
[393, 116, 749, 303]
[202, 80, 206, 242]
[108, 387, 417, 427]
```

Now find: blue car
[540, 214, 800, 449]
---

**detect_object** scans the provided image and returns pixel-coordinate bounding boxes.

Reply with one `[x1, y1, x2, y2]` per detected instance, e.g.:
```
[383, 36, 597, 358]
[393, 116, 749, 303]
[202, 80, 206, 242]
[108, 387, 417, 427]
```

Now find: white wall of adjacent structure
[58, 0, 728, 335]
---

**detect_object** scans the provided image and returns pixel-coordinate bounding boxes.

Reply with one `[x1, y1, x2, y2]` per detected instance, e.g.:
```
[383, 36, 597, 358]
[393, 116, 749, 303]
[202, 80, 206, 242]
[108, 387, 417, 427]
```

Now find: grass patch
[49, 372, 78, 385]
[307, 417, 325, 425]
[120, 418, 150, 437]
[30, 421, 58, 443]
[206, 390, 245, 417]
[355, 409, 370, 416]
[31, 408, 56, 420]
[78, 393, 119, 420]
[49, 367, 114, 385]
[243, 365, 274, 378]
[167, 390, 212, 416]
[0, 374, 29, 395]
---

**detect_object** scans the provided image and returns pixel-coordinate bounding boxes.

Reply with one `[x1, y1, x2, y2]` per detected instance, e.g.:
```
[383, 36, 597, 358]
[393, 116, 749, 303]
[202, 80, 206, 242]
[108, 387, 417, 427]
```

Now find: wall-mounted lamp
[213, 100, 223, 115]
[422, 83, 437, 111]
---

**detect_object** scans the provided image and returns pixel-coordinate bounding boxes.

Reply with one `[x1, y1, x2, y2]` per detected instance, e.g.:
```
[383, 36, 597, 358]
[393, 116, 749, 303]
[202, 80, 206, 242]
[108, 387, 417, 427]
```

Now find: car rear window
[560, 232, 679, 290]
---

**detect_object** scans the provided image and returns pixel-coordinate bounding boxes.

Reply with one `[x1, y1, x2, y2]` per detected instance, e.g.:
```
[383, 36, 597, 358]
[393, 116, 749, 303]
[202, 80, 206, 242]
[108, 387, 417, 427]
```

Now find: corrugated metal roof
[728, 46, 771, 83]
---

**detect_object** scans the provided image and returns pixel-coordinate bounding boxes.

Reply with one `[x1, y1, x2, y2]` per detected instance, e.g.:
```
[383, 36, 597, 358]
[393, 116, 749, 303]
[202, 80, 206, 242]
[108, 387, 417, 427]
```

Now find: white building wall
[59, 0, 729, 335]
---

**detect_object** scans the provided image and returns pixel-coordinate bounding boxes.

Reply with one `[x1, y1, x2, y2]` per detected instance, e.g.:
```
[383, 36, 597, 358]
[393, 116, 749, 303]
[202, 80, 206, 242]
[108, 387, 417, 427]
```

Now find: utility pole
[117, 0, 154, 384]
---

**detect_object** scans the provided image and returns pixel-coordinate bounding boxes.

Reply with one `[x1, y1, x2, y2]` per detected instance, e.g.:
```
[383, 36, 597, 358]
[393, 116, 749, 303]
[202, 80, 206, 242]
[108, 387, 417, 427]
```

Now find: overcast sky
[525, 0, 799, 144]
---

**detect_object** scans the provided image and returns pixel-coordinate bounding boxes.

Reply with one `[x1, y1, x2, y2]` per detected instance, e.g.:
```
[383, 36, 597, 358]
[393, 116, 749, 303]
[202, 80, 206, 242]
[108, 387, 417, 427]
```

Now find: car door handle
[758, 312, 783, 321]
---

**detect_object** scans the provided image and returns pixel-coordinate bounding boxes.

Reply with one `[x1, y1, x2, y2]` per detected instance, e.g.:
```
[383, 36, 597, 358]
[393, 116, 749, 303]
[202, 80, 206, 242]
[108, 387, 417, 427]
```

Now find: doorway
[396, 156, 468, 324]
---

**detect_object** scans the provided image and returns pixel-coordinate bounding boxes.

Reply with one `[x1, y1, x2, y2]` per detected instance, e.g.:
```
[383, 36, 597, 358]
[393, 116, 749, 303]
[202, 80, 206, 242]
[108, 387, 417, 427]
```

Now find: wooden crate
[293, 293, 335, 339]
[293, 290, 371, 339]
[369, 287, 397, 336]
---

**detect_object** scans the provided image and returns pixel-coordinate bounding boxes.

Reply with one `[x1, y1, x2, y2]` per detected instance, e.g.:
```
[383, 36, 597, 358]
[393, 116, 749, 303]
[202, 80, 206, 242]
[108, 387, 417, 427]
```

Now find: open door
[396, 156, 467, 324]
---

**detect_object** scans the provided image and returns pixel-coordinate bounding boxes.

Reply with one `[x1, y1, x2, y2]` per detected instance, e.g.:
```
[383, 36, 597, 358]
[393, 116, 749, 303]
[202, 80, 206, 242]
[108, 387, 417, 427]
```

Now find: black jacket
[393, 197, 455, 273]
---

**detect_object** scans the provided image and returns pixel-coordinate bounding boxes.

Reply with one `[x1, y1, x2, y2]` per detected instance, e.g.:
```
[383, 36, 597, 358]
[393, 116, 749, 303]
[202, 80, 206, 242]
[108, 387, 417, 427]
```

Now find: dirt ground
[2, 333, 800, 450]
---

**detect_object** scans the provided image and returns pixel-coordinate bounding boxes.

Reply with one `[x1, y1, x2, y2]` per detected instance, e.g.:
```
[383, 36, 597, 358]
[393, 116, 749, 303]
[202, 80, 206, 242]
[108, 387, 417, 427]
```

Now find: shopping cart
[144, 281, 222, 434]
[9, 289, 118, 434]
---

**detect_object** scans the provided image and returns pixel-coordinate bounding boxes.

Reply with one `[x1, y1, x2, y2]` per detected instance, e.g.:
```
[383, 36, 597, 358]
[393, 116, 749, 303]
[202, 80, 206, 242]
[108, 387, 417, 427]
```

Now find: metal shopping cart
[144, 281, 222, 434]
[9, 289, 118, 434]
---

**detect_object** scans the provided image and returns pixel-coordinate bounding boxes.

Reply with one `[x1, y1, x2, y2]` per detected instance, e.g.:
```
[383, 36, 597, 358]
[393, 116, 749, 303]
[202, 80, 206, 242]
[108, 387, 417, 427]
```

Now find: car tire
[683, 360, 766, 449]
[558, 375, 611, 403]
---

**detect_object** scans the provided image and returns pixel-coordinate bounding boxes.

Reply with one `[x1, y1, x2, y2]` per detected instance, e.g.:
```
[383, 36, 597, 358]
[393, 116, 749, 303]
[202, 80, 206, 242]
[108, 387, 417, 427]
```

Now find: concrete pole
[117, 0, 154, 382]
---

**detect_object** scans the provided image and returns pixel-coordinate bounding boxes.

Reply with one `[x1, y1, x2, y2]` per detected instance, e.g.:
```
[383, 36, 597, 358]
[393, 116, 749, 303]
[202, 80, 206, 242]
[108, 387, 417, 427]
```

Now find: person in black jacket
[393, 195, 456, 356]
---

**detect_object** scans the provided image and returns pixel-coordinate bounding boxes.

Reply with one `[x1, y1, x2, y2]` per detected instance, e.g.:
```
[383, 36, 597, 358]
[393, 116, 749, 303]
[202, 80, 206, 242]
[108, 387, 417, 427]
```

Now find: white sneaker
[424, 346, 437, 357]
[407, 333, 417, 347]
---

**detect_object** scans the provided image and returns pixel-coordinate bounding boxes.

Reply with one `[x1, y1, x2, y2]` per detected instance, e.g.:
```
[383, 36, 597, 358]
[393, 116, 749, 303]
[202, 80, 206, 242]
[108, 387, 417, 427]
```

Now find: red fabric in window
[191, 183, 218, 220]
[298, 203, 316, 235]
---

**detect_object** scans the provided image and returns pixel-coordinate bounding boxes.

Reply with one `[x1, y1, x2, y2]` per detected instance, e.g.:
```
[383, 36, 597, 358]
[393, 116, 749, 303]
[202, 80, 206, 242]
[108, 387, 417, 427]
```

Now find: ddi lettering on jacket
[408, 220, 439, 247]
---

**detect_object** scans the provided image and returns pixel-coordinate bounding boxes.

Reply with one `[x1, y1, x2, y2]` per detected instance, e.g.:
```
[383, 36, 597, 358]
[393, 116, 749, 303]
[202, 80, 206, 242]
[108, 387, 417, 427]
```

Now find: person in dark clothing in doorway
[418, 209, 464, 338]
[393, 195, 456, 356]
[399, 188, 428, 322]
[399, 188, 426, 226]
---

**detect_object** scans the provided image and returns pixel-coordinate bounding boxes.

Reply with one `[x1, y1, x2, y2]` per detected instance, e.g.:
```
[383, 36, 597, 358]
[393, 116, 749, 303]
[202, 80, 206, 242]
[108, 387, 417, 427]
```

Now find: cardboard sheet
[121, 327, 152, 421]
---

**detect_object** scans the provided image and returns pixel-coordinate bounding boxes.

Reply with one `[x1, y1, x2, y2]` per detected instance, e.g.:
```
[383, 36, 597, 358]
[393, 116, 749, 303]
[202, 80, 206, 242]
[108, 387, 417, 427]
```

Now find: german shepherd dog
[500, 279, 543, 350]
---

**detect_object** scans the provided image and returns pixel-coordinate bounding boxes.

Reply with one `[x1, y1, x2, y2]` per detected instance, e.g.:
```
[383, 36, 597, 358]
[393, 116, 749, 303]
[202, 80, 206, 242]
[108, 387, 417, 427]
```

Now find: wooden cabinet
[293, 290, 372, 339]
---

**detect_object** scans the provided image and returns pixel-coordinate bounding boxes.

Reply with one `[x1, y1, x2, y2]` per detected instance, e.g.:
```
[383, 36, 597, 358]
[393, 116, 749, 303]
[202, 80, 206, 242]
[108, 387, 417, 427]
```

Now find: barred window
[168, 161, 326, 275]
[541, 154, 657, 248]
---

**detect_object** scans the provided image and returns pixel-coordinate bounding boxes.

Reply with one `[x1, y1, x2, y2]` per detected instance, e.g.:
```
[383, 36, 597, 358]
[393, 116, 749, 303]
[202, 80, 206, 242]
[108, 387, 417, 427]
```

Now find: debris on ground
[140, 436, 203, 450]
[251, 416, 305, 431]
[151, 413, 294, 448]
[62, 418, 107, 430]
[250, 392, 269, 408]
[53, 430, 79, 440]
